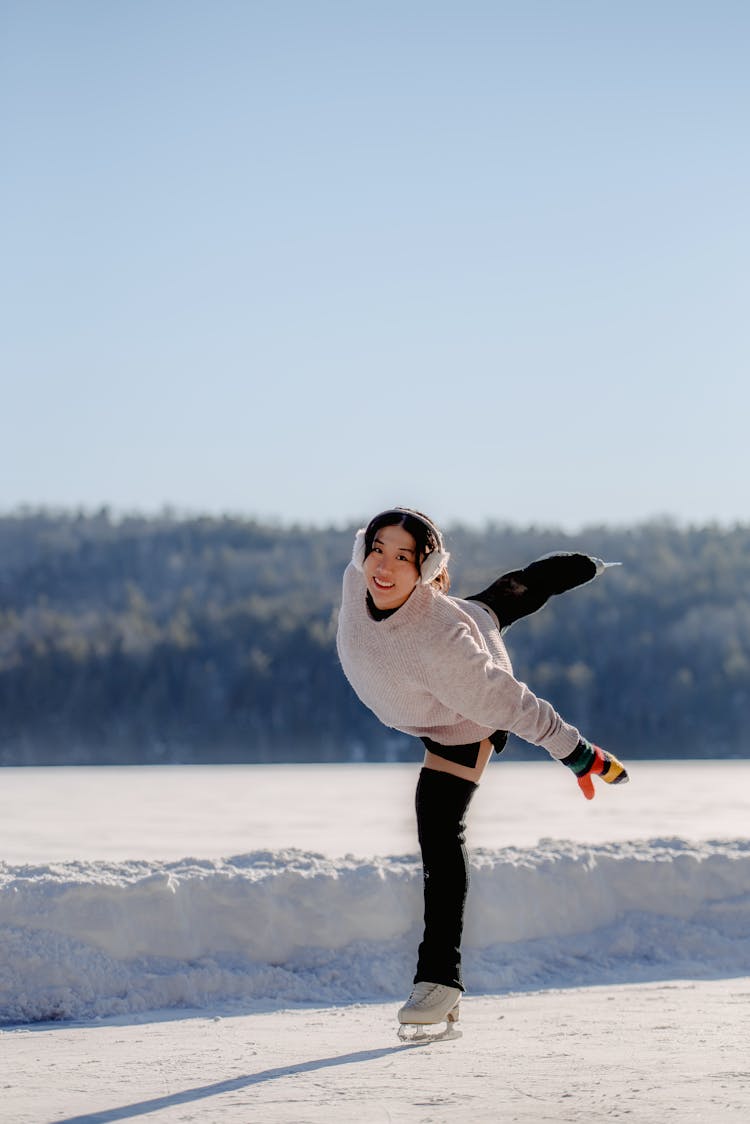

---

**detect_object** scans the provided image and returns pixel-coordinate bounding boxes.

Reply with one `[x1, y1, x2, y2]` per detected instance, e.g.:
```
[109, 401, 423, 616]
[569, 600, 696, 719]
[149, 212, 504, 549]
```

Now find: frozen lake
[3, 759, 750, 1025]
[2, 759, 748, 863]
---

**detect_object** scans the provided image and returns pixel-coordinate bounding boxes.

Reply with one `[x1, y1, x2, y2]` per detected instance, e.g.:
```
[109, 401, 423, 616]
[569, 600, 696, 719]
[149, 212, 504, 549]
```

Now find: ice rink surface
[3, 760, 750, 1123]
[3, 759, 749, 862]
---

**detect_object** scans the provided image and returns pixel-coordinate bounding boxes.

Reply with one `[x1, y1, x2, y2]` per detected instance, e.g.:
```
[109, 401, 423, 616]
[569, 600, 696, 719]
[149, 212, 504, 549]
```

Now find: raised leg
[467, 552, 600, 632]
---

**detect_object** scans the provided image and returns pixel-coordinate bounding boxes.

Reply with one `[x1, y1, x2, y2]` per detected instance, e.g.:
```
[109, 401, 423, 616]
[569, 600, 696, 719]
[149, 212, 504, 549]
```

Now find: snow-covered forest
[1, 509, 749, 764]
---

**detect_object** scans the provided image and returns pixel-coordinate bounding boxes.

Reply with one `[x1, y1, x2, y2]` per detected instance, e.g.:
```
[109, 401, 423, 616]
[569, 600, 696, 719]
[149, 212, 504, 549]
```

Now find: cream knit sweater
[336, 564, 580, 759]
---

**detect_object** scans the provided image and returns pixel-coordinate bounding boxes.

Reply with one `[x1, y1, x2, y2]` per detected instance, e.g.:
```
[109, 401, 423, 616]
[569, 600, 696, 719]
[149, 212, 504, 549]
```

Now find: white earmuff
[352, 528, 367, 572]
[419, 548, 450, 585]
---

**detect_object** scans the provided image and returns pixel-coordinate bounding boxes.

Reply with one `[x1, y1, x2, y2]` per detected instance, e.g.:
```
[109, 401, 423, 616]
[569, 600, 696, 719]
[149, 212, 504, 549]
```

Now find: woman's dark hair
[363, 508, 450, 591]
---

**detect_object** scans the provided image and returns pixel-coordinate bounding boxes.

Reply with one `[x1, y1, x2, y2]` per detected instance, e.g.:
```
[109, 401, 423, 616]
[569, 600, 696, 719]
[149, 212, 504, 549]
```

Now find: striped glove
[562, 738, 629, 800]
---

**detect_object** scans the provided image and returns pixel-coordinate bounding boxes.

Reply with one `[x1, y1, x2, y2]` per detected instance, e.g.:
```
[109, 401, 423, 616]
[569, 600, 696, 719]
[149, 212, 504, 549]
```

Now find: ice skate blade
[397, 1009, 462, 1044]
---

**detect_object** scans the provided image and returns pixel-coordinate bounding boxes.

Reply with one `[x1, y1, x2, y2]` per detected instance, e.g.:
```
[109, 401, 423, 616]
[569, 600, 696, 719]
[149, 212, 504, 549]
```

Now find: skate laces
[405, 982, 439, 1007]
[405, 981, 454, 1009]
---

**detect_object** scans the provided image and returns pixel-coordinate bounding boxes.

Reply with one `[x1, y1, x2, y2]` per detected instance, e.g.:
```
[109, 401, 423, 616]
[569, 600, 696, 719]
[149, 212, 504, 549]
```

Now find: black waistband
[420, 729, 508, 769]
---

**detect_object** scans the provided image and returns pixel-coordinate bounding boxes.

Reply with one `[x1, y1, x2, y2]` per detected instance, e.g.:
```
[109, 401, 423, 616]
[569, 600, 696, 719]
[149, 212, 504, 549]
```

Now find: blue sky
[2, 1, 748, 529]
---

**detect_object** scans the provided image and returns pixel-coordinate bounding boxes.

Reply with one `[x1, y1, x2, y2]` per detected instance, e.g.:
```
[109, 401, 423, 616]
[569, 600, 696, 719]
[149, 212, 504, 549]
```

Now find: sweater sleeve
[422, 619, 580, 758]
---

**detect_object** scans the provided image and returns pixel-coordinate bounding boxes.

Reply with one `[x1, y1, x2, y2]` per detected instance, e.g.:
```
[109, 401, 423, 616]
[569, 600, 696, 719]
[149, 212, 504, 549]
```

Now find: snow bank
[2, 838, 750, 1025]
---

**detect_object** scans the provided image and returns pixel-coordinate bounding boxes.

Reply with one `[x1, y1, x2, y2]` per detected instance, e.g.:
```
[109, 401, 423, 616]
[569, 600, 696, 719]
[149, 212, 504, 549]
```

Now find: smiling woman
[364, 524, 419, 609]
[360, 508, 449, 612]
[335, 506, 629, 1038]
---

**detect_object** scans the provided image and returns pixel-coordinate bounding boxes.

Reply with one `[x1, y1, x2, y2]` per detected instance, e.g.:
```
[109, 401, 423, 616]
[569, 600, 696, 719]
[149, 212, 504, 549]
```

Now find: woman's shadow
[50, 1042, 421, 1124]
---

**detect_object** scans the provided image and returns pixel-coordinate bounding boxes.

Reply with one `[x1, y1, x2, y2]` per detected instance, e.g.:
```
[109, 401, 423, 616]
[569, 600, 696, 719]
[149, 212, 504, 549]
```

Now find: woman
[336, 507, 628, 1035]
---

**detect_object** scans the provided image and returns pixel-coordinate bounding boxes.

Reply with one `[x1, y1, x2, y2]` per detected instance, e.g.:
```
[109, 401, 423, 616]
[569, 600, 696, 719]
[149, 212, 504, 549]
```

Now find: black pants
[467, 551, 598, 633]
[413, 552, 598, 988]
[414, 767, 478, 991]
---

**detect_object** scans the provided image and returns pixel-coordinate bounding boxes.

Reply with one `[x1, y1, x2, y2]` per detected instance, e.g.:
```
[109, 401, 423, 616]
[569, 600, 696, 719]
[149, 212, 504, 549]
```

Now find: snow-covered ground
[3, 760, 750, 1122]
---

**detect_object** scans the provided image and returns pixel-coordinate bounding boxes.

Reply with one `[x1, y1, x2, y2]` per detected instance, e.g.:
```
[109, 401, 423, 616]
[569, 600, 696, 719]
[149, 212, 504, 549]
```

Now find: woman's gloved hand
[562, 738, 629, 800]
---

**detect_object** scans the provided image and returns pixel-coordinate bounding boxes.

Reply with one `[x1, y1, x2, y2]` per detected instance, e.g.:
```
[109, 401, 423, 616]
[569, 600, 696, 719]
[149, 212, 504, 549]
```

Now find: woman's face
[363, 523, 420, 610]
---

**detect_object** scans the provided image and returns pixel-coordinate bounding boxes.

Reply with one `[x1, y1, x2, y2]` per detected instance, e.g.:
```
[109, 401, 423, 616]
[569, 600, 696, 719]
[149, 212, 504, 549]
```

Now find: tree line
[1, 508, 748, 764]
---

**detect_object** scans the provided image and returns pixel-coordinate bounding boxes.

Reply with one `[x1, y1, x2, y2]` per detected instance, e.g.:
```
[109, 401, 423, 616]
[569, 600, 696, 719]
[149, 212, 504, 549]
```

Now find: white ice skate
[397, 981, 462, 1042]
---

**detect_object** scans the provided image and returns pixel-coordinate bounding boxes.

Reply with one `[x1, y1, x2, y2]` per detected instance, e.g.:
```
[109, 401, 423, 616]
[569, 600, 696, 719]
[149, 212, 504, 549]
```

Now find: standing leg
[413, 767, 478, 990]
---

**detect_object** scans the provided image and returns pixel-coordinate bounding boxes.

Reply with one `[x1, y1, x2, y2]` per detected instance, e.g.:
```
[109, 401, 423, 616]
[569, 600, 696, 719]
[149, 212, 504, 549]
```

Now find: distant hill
[1, 509, 748, 764]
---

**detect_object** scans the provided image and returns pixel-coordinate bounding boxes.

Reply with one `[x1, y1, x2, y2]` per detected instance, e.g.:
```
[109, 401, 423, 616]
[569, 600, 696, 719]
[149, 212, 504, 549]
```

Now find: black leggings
[414, 767, 478, 991]
[413, 553, 599, 987]
[467, 551, 598, 632]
